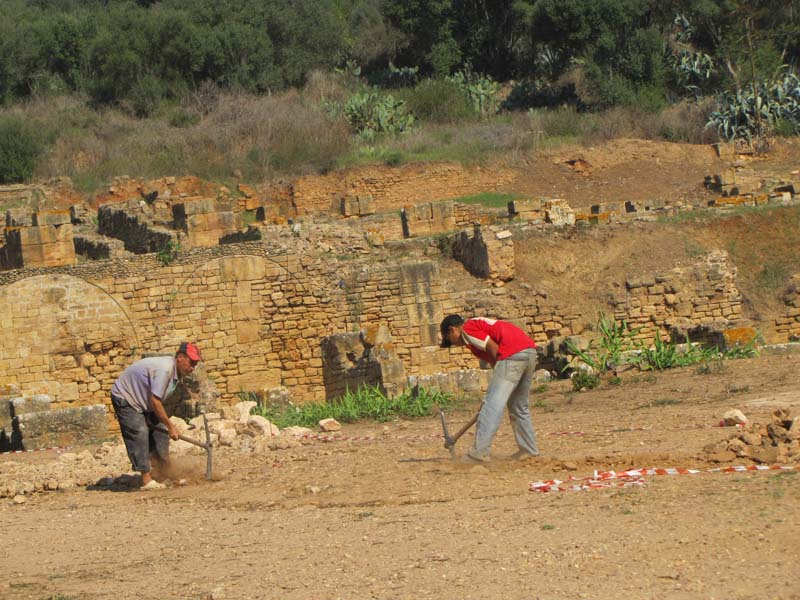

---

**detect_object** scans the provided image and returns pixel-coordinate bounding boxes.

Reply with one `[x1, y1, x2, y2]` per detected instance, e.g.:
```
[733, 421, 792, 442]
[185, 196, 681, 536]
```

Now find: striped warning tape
[530, 463, 798, 493]
[0, 446, 70, 455]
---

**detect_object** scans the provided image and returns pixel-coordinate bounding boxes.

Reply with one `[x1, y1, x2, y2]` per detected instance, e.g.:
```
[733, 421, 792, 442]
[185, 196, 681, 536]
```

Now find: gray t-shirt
[110, 356, 178, 413]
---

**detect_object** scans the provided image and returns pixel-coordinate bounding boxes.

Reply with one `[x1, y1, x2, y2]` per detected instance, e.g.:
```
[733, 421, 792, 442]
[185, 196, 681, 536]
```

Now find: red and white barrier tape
[530, 463, 798, 493]
[0, 446, 70, 455]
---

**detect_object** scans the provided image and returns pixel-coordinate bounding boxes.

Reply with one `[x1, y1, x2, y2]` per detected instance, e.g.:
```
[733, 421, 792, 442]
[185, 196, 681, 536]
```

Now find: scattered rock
[319, 418, 341, 432]
[721, 409, 748, 426]
[13, 495, 26, 504]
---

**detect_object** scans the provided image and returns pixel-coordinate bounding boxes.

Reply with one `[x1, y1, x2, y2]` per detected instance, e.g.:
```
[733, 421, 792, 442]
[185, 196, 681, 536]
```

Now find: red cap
[178, 342, 202, 361]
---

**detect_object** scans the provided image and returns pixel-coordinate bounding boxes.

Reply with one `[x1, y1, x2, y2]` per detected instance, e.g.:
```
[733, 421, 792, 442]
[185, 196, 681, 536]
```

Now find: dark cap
[178, 342, 202, 362]
[439, 314, 464, 348]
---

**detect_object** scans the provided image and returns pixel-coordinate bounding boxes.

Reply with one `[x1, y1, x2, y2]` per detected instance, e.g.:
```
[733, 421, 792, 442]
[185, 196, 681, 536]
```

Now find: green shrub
[342, 90, 414, 142]
[167, 107, 200, 128]
[0, 116, 43, 183]
[572, 371, 600, 391]
[401, 78, 474, 124]
[130, 75, 165, 118]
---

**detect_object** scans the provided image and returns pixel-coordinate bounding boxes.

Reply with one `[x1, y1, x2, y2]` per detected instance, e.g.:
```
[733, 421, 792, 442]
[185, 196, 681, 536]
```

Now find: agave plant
[707, 70, 800, 142]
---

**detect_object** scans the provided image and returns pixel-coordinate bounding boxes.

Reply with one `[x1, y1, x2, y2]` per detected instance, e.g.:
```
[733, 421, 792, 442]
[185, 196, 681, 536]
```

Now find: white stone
[13, 495, 26, 504]
[722, 409, 748, 426]
[282, 426, 314, 437]
[495, 230, 513, 240]
[218, 428, 237, 447]
[246, 415, 280, 437]
[233, 401, 257, 422]
[189, 413, 221, 430]
[533, 369, 551, 383]
[169, 416, 190, 433]
[319, 418, 341, 432]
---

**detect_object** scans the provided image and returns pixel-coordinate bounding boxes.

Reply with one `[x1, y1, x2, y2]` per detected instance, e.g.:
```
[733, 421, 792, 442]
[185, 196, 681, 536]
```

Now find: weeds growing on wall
[248, 384, 455, 428]
[156, 240, 180, 265]
[564, 313, 759, 377]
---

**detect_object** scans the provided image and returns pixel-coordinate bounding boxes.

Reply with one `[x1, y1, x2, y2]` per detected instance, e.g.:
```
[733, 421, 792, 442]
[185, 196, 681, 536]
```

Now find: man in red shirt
[440, 314, 539, 462]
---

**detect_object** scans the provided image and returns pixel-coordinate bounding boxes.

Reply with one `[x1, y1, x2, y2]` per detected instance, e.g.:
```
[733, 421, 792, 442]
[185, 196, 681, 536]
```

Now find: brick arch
[153, 254, 329, 402]
[0, 273, 138, 405]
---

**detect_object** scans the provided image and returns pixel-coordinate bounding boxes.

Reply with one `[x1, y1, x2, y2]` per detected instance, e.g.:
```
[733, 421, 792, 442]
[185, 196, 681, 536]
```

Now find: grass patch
[249, 384, 455, 428]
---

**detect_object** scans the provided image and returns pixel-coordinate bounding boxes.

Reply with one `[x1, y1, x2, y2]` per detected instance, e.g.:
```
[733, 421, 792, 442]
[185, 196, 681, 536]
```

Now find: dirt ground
[501, 137, 800, 209]
[3, 137, 799, 599]
[2, 352, 799, 600]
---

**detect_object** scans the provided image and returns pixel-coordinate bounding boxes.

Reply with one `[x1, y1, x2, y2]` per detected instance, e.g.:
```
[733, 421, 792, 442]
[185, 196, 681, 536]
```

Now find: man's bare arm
[151, 395, 180, 440]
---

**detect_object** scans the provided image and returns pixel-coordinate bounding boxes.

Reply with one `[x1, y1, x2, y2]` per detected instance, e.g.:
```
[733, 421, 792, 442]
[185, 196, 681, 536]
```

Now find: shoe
[461, 452, 490, 464]
[140, 480, 166, 490]
[510, 450, 540, 461]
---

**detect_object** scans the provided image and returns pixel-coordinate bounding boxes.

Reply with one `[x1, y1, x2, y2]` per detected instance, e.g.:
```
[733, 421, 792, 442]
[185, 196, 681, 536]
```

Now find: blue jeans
[469, 349, 539, 460]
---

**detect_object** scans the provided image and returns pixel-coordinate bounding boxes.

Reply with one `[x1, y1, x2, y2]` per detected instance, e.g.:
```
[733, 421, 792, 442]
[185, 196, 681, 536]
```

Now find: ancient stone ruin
[0, 147, 798, 450]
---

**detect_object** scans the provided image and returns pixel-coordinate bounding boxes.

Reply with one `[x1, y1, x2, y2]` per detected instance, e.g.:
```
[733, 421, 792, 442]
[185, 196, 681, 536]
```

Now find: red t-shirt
[461, 317, 536, 363]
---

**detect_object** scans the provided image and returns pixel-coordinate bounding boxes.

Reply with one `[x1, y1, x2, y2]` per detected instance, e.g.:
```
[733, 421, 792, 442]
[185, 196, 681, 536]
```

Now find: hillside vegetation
[0, 0, 798, 190]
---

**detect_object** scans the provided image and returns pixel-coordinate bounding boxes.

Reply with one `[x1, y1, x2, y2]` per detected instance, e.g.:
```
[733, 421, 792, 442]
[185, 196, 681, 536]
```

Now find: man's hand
[151, 395, 179, 440]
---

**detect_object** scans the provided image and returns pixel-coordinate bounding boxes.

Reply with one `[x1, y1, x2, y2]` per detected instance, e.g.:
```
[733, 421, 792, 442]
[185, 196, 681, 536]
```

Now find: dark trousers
[111, 395, 170, 473]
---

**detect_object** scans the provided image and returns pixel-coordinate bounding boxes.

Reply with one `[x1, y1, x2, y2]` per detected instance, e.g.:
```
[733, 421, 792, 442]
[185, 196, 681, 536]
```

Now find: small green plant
[608, 376, 622, 386]
[563, 313, 641, 373]
[156, 239, 180, 265]
[540, 524, 556, 530]
[571, 371, 600, 392]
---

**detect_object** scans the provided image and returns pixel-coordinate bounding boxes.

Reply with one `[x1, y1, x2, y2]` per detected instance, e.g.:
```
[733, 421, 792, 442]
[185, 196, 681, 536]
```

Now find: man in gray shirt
[110, 342, 202, 489]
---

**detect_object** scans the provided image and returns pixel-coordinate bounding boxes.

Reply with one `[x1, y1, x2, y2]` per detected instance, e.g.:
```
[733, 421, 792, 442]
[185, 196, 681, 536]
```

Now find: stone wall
[292, 162, 517, 215]
[0, 233, 775, 424]
[609, 251, 744, 341]
[777, 274, 800, 341]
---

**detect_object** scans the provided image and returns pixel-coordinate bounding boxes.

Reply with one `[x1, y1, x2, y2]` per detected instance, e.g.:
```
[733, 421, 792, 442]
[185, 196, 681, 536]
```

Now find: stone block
[187, 213, 210, 231]
[14, 225, 57, 245]
[186, 229, 221, 248]
[357, 195, 375, 216]
[236, 321, 261, 343]
[232, 302, 260, 320]
[341, 196, 360, 217]
[11, 394, 53, 417]
[6, 208, 34, 227]
[508, 198, 542, 215]
[544, 200, 575, 227]
[32, 210, 71, 226]
[14, 404, 108, 450]
[419, 323, 440, 347]
[173, 198, 216, 218]
[220, 256, 268, 282]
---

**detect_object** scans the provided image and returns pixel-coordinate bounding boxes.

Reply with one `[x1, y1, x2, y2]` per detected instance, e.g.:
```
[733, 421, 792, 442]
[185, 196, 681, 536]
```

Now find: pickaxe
[177, 411, 213, 480]
[439, 403, 482, 458]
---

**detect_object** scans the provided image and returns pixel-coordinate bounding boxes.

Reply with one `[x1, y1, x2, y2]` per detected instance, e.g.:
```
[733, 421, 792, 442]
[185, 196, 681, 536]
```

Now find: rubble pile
[0, 402, 322, 499]
[705, 408, 800, 464]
